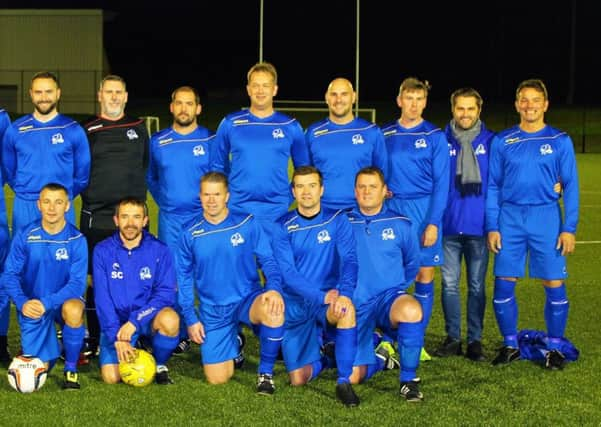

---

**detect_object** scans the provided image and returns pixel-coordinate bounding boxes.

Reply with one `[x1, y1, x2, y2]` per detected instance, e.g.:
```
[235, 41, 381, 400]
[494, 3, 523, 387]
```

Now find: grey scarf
[451, 119, 482, 196]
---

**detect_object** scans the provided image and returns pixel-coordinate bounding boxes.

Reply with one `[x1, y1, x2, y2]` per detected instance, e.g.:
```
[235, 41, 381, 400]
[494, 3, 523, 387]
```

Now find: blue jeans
[440, 235, 488, 343]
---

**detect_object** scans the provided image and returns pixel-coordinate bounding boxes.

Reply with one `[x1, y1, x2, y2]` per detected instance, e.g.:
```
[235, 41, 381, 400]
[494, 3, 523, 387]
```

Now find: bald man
[305, 78, 388, 211]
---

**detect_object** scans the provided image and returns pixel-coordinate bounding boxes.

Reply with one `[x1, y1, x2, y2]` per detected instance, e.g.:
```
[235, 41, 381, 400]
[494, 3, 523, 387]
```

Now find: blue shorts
[387, 196, 443, 267]
[281, 295, 329, 372]
[200, 289, 262, 364]
[99, 320, 155, 366]
[13, 196, 76, 234]
[494, 202, 567, 280]
[354, 288, 404, 366]
[158, 209, 201, 251]
[18, 308, 65, 363]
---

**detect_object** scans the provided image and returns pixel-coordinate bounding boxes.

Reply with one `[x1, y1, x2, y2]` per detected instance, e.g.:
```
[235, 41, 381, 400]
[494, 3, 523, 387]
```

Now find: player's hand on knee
[115, 340, 136, 363]
[487, 231, 502, 253]
[332, 295, 352, 319]
[22, 299, 45, 319]
[557, 232, 575, 255]
[117, 321, 137, 342]
[188, 322, 205, 345]
[262, 290, 284, 317]
[324, 289, 339, 305]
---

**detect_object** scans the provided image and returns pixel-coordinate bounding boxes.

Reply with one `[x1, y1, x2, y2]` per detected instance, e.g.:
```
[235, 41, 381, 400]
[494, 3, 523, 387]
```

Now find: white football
[7, 355, 48, 393]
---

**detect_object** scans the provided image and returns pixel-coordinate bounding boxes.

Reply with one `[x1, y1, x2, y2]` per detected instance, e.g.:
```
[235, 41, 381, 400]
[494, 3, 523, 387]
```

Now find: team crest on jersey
[474, 144, 486, 155]
[112, 263, 124, 279]
[415, 138, 427, 149]
[231, 233, 245, 247]
[317, 230, 331, 244]
[540, 144, 553, 155]
[51, 133, 64, 145]
[351, 134, 364, 145]
[381, 228, 395, 241]
[193, 145, 205, 156]
[55, 248, 69, 261]
[126, 129, 139, 140]
[434, 255, 440, 263]
[272, 128, 285, 139]
[448, 143, 457, 157]
[139, 267, 152, 280]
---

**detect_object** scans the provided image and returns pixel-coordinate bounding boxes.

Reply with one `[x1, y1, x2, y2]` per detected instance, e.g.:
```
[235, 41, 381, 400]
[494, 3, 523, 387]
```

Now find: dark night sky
[5, 1, 601, 105]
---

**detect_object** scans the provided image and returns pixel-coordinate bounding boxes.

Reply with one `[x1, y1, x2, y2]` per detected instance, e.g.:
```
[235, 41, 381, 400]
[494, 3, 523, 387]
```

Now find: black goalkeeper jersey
[80, 115, 149, 229]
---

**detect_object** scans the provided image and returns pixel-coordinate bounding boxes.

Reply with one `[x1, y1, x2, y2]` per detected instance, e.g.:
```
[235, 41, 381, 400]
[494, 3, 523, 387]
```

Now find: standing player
[435, 88, 494, 361]
[272, 166, 359, 406]
[0, 183, 87, 389]
[209, 62, 309, 223]
[80, 75, 149, 357]
[0, 108, 11, 363]
[382, 77, 450, 358]
[1, 72, 90, 232]
[306, 78, 388, 210]
[487, 79, 579, 370]
[347, 167, 424, 401]
[146, 86, 214, 354]
[93, 198, 180, 385]
[177, 172, 285, 394]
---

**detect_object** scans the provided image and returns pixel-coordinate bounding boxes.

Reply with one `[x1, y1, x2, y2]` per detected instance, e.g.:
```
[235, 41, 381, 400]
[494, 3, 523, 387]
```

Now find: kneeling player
[1, 183, 87, 389]
[93, 198, 180, 385]
[177, 172, 285, 394]
[348, 167, 425, 401]
[273, 166, 360, 406]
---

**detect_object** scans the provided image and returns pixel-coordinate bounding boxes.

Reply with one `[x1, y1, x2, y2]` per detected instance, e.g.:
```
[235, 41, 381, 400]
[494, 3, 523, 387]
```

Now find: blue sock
[152, 332, 179, 366]
[414, 281, 434, 331]
[397, 321, 423, 382]
[258, 324, 284, 375]
[544, 284, 569, 350]
[62, 324, 85, 372]
[335, 327, 356, 384]
[493, 278, 518, 348]
[308, 359, 325, 381]
[0, 302, 9, 335]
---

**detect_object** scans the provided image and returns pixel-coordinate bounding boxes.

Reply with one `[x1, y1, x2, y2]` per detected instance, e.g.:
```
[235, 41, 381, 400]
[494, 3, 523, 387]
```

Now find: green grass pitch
[1, 154, 600, 426]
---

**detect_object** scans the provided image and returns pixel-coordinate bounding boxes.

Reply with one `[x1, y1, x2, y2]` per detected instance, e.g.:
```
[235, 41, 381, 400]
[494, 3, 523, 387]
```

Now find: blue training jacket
[93, 231, 177, 345]
[443, 122, 494, 237]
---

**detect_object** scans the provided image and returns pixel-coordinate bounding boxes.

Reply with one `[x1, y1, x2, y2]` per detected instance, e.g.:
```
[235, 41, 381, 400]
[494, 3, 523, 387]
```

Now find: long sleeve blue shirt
[93, 231, 177, 345]
[176, 212, 282, 327]
[1, 221, 87, 312]
[306, 117, 388, 210]
[272, 208, 357, 305]
[383, 119, 450, 226]
[486, 125, 579, 233]
[1, 114, 90, 200]
[347, 206, 420, 307]
[443, 122, 494, 237]
[209, 110, 310, 220]
[147, 125, 214, 214]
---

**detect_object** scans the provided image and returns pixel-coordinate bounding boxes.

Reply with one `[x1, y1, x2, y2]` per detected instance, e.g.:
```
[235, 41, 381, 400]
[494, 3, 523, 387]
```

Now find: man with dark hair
[80, 74, 149, 357]
[0, 183, 88, 389]
[1, 71, 90, 233]
[93, 197, 180, 385]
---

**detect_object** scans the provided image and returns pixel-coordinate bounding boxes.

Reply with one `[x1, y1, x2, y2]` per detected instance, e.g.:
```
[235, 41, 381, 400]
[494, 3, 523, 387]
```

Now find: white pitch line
[576, 241, 601, 244]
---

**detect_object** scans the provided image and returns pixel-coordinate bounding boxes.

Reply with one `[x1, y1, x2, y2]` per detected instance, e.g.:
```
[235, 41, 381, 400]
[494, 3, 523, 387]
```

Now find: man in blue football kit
[209, 62, 309, 222]
[272, 166, 360, 406]
[487, 79, 579, 370]
[177, 172, 285, 394]
[1, 72, 90, 233]
[147, 86, 215, 354]
[347, 167, 425, 402]
[0, 183, 87, 389]
[382, 77, 449, 359]
[0, 109, 12, 363]
[306, 78, 388, 210]
[93, 198, 180, 385]
[435, 88, 494, 361]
